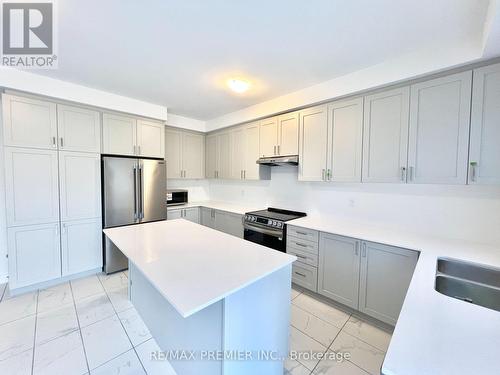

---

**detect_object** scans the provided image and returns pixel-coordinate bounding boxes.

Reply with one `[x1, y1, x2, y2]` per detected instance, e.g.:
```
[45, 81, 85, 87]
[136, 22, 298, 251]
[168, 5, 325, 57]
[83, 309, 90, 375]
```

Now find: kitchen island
[104, 219, 296, 375]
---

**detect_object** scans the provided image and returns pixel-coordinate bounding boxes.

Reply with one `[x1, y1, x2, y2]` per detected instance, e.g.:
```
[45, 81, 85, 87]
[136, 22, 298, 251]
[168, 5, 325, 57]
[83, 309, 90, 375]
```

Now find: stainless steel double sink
[435, 258, 500, 312]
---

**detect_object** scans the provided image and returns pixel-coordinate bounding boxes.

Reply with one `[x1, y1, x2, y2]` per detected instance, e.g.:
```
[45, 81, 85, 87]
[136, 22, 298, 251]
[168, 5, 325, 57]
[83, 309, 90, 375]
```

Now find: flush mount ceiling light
[227, 79, 250, 93]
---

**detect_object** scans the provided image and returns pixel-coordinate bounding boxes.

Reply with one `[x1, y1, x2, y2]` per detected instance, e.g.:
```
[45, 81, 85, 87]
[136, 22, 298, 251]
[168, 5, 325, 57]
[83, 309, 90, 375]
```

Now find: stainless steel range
[243, 208, 306, 252]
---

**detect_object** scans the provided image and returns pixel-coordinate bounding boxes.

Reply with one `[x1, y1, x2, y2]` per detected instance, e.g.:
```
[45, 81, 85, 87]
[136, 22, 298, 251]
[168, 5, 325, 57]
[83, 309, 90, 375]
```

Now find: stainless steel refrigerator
[102, 156, 166, 274]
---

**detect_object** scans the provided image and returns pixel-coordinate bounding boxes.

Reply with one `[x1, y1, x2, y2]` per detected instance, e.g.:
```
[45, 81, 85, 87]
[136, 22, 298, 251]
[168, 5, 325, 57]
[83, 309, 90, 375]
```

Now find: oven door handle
[244, 223, 283, 239]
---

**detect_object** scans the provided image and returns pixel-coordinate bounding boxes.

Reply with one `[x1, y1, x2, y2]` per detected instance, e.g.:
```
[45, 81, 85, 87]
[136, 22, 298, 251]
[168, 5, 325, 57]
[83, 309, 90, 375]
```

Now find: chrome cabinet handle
[362, 243, 367, 258]
[294, 242, 307, 248]
[52, 136, 56, 147]
[243, 170, 246, 180]
[274, 145, 276, 155]
[327, 169, 331, 181]
[322, 169, 326, 181]
[401, 167, 406, 182]
[355, 242, 359, 256]
[295, 231, 307, 236]
[294, 271, 307, 278]
[277, 145, 280, 155]
[295, 254, 307, 259]
[470, 162, 477, 182]
[60, 137, 64, 147]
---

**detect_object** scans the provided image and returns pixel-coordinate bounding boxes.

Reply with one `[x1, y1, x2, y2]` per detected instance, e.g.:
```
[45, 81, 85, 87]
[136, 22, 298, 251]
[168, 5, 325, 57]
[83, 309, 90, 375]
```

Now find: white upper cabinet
[137, 119, 165, 158]
[408, 71, 472, 184]
[61, 218, 102, 276]
[165, 129, 182, 179]
[244, 122, 269, 180]
[2, 94, 58, 150]
[327, 97, 363, 182]
[4, 147, 60, 227]
[8, 223, 62, 289]
[259, 117, 278, 157]
[277, 111, 299, 156]
[102, 113, 137, 156]
[181, 131, 205, 179]
[362, 87, 410, 183]
[57, 105, 101, 153]
[298, 105, 329, 181]
[469, 63, 500, 184]
[58, 152, 101, 221]
[103, 114, 164, 158]
[206, 134, 218, 179]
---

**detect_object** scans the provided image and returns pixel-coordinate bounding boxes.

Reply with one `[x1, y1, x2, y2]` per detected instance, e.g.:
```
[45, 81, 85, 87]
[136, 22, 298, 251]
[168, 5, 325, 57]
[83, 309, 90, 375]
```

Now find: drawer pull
[295, 254, 307, 259]
[295, 231, 307, 235]
[294, 271, 307, 278]
[294, 242, 307, 247]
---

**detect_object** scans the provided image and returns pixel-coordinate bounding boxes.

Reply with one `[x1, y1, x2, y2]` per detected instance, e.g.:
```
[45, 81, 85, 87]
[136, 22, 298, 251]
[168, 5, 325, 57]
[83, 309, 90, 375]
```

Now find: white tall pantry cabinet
[2, 94, 102, 290]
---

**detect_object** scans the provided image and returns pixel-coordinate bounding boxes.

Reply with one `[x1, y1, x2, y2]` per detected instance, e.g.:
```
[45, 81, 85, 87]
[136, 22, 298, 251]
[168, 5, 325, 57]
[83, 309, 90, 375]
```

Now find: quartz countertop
[287, 215, 500, 375]
[103, 220, 296, 318]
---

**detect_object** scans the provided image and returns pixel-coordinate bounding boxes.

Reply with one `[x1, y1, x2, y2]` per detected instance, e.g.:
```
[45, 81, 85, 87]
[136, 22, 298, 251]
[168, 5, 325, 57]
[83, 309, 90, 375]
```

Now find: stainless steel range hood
[256, 155, 299, 166]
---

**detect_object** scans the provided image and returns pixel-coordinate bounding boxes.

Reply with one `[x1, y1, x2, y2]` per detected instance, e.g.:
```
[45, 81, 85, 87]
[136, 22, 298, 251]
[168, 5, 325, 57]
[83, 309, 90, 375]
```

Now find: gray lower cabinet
[215, 211, 243, 238]
[358, 241, 418, 325]
[201, 207, 216, 228]
[167, 207, 200, 223]
[318, 233, 360, 309]
[292, 262, 318, 291]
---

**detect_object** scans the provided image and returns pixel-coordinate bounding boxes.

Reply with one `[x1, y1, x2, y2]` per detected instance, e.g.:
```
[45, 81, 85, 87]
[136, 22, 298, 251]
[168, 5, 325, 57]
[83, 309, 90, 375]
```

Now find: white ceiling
[34, 0, 490, 120]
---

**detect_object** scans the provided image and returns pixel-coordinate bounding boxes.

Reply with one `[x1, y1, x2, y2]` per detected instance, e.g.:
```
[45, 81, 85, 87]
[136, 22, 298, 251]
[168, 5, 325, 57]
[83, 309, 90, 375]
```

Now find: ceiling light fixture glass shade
[227, 79, 250, 93]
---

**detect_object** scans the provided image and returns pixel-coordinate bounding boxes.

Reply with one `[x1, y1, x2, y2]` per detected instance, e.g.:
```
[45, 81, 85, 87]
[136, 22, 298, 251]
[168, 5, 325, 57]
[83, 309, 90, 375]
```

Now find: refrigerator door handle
[133, 164, 138, 220]
[139, 162, 144, 219]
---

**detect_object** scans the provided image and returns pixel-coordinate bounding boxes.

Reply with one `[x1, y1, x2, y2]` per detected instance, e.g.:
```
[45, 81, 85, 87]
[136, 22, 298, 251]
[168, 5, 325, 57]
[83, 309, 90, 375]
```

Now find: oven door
[243, 222, 285, 252]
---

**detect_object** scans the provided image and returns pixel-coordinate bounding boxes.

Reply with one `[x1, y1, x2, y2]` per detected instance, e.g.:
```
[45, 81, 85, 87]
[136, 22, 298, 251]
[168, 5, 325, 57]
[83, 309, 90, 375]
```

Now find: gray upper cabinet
[298, 105, 329, 181]
[259, 117, 278, 158]
[318, 233, 360, 309]
[277, 111, 299, 156]
[206, 131, 230, 179]
[2, 94, 58, 150]
[362, 87, 410, 183]
[469, 63, 500, 185]
[166, 128, 204, 179]
[408, 71, 472, 184]
[102, 113, 137, 156]
[358, 241, 418, 325]
[327, 97, 363, 182]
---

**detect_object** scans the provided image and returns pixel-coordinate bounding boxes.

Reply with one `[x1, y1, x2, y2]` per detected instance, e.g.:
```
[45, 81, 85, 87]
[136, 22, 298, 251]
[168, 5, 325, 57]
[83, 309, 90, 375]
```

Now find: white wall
[208, 167, 500, 247]
[166, 114, 206, 132]
[167, 179, 210, 202]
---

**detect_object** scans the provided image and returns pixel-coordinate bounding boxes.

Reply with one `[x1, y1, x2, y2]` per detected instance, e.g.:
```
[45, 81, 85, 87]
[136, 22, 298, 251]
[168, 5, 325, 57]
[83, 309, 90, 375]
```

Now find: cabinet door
[57, 105, 101, 153]
[8, 223, 61, 289]
[2, 94, 57, 150]
[362, 87, 410, 183]
[244, 122, 265, 180]
[230, 126, 245, 180]
[359, 242, 418, 325]
[408, 71, 472, 184]
[259, 117, 278, 157]
[167, 209, 182, 220]
[328, 98, 363, 182]
[61, 218, 102, 276]
[102, 113, 137, 156]
[165, 129, 182, 179]
[215, 211, 243, 238]
[278, 112, 299, 156]
[137, 119, 165, 158]
[318, 233, 360, 309]
[217, 132, 231, 179]
[469, 64, 500, 184]
[59, 152, 101, 221]
[182, 132, 205, 179]
[200, 207, 215, 228]
[205, 134, 218, 179]
[298, 105, 328, 181]
[183, 208, 200, 224]
[4, 147, 60, 226]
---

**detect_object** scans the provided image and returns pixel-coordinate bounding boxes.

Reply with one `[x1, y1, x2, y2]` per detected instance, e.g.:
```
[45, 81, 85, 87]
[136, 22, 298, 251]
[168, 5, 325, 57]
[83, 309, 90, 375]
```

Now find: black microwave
[166, 189, 188, 206]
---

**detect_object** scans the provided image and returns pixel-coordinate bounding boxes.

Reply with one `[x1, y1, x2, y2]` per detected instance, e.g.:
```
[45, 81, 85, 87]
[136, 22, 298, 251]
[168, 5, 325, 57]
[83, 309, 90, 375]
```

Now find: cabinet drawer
[287, 235, 319, 255]
[292, 262, 318, 292]
[287, 225, 319, 243]
[288, 247, 318, 267]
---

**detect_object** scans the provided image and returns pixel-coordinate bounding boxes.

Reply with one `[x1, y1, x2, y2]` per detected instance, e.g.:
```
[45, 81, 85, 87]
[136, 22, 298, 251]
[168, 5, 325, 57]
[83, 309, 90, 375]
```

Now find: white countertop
[166, 200, 262, 215]
[103, 220, 296, 318]
[288, 215, 500, 375]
